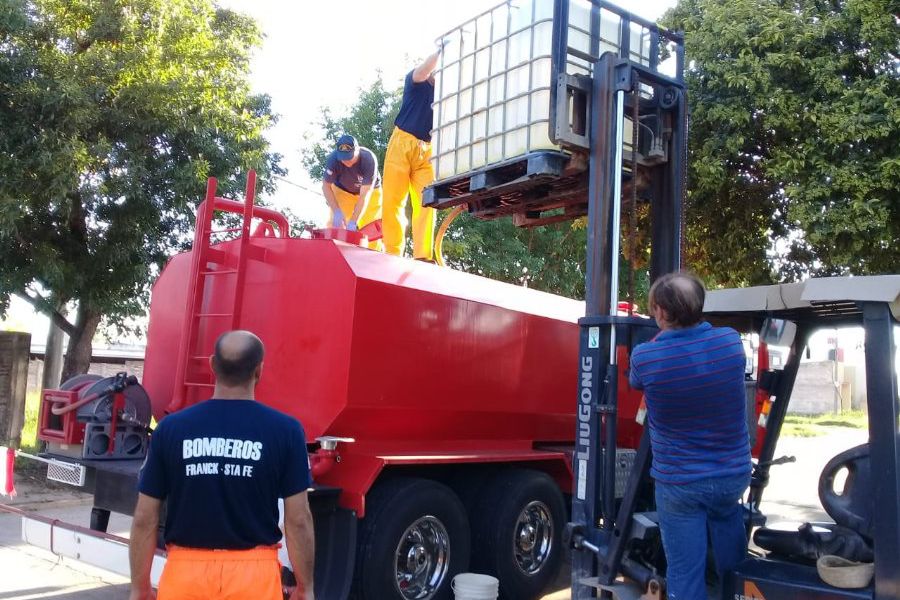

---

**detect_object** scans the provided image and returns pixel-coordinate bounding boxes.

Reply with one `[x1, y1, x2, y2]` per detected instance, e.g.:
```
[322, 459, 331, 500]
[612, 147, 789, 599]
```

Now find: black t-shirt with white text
[138, 399, 312, 549]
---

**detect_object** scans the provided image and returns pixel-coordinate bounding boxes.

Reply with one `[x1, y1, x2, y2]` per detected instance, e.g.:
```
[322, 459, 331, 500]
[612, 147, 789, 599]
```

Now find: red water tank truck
[34, 173, 764, 599]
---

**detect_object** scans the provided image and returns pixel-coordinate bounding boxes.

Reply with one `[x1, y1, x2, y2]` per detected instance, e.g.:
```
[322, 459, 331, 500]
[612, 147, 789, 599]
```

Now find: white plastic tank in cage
[431, 0, 653, 182]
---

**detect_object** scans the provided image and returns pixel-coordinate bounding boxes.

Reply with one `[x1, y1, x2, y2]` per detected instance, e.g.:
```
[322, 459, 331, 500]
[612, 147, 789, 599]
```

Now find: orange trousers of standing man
[381, 126, 436, 260]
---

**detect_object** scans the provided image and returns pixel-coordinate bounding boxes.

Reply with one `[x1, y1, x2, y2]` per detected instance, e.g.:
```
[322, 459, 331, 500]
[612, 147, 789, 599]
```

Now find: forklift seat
[752, 443, 874, 562]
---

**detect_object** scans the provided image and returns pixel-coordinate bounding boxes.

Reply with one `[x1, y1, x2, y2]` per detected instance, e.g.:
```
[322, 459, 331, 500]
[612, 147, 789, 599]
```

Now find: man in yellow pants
[322, 134, 383, 250]
[382, 44, 444, 260]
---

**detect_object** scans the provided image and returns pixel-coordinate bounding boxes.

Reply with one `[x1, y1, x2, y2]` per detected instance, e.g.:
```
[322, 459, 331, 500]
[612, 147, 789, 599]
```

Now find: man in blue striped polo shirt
[629, 272, 751, 600]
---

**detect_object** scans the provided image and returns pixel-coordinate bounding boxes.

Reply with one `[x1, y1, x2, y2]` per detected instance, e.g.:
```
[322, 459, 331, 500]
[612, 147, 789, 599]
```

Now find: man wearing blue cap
[322, 134, 382, 249]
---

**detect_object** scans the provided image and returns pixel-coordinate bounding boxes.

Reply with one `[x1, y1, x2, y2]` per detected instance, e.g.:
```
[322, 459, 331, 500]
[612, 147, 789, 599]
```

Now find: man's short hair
[648, 272, 706, 328]
[211, 331, 265, 386]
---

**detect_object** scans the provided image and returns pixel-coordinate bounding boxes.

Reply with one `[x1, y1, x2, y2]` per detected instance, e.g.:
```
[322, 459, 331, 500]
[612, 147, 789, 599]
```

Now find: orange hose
[434, 205, 465, 267]
[50, 390, 102, 415]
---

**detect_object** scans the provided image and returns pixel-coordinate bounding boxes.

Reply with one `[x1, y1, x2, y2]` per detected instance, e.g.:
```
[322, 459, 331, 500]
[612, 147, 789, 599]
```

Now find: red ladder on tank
[167, 170, 289, 413]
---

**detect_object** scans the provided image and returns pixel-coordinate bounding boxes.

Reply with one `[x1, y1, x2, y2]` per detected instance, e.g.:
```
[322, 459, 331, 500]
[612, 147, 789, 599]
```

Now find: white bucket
[452, 572, 499, 600]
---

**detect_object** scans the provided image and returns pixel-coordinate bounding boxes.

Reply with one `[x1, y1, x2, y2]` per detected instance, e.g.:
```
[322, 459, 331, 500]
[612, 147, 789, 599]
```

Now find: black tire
[354, 477, 471, 600]
[470, 469, 566, 600]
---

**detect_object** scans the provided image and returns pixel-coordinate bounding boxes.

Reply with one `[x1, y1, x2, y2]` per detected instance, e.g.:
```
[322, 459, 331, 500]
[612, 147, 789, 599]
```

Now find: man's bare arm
[284, 491, 316, 600]
[129, 493, 161, 600]
[412, 47, 443, 82]
[321, 182, 343, 227]
[349, 184, 373, 225]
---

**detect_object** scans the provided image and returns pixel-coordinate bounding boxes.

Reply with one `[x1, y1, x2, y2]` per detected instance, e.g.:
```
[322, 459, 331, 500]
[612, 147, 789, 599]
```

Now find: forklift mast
[553, 4, 687, 599]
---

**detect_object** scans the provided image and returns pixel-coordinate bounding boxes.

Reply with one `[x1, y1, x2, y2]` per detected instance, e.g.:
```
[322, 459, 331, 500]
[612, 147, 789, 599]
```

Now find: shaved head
[211, 330, 265, 386]
[648, 272, 706, 328]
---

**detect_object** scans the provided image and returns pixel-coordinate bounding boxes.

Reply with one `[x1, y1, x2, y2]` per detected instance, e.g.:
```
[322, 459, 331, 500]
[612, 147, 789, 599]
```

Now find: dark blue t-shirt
[394, 70, 434, 142]
[138, 399, 312, 549]
[324, 147, 381, 194]
[629, 322, 751, 484]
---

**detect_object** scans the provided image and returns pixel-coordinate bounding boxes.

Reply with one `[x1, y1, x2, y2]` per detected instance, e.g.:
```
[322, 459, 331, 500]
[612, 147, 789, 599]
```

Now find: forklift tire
[354, 477, 471, 600]
[469, 469, 566, 600]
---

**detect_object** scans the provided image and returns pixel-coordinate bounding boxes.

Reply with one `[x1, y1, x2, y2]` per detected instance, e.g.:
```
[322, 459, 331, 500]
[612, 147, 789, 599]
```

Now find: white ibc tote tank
[431, 0, 653, 181]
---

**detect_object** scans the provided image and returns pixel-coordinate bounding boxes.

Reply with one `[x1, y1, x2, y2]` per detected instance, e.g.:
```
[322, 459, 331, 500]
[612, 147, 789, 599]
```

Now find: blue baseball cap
[335, 134, 359, 161]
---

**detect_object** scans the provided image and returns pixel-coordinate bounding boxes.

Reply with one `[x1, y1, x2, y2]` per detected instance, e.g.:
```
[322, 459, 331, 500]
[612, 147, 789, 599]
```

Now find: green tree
[438, 215, 588, 297]
[0, 0, 283, 381]
[301, 75, 401, 181]
[663, 0, 900, 284]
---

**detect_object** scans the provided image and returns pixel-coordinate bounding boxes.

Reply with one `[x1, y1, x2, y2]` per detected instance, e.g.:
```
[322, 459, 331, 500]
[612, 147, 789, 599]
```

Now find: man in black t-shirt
[382, 42, 445, 261]
[129, 331, 315, 600]
[322, 134, 383, 250]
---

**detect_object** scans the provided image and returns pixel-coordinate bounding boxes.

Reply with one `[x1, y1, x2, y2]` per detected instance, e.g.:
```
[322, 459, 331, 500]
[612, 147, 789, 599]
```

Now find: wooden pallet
[424, 150, 638, 228]
[424, 152, 571, 205]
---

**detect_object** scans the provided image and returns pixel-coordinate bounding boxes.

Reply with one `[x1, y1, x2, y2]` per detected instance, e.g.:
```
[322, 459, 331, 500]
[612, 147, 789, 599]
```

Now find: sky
[4, 0, 684, 344]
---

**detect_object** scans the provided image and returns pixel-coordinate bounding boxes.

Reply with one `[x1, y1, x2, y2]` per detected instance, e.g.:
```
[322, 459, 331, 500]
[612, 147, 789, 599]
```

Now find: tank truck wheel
[469, 469, 566, 600]
[354, 477, 471, 600]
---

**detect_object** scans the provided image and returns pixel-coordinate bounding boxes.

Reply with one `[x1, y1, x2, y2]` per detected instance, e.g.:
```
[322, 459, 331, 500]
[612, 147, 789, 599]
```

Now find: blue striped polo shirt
[629, 321, 751, 484]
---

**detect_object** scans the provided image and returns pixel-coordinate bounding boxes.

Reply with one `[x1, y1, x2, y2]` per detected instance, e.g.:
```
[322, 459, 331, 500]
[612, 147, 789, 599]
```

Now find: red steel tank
[143, 235, 585, 446]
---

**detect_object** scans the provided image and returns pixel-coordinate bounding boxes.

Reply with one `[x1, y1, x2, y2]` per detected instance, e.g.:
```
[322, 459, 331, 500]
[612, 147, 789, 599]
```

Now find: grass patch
[19, 390, 41, 453]
[14, 390, 43, 474]
[780, 423, 824, 437]
[784, 411, 867, 428]
[781, 411, 867, 437]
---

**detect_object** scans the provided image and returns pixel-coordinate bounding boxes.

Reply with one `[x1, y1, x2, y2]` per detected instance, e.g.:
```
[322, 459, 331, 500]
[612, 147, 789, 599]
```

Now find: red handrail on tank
[168, 171, 280, 413]
[205, 194, 290, 240]
[231, 169, 256, 333]
[252, 221, 277, 237]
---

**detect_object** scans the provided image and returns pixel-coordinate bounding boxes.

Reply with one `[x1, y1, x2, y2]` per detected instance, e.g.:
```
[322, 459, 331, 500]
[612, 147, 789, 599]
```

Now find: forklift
[548, 3, 900, 599]
[425, 1, 900, 598]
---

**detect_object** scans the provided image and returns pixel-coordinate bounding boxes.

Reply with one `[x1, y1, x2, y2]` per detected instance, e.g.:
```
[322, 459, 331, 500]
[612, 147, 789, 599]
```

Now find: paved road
[757, 428, 866, 524]
[0, 504, 131, 599]
[0, 429, 866, 600]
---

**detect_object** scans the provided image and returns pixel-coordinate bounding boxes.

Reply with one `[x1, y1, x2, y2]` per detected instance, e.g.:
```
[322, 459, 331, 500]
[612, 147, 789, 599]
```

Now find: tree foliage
[663, 0, 900, 283]
[301, 75, 401, 181]
[438, 216, 587, 297]
[0, 0, 282, 379]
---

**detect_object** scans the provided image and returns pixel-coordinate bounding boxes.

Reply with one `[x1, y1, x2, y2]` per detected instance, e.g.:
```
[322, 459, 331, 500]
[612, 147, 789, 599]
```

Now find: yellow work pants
[381, 127, 436, 260]
[329, 184, 383, 251]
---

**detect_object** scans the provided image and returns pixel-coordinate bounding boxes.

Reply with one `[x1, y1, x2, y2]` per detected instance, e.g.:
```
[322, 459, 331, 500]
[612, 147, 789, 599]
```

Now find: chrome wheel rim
[513, 500, 553, 575]
[394, 515, 450, 599]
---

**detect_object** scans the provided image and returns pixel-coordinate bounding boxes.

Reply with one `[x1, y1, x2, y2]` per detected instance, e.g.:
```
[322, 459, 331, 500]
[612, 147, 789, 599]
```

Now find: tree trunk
[41, 304, 68, 390]
[61, 304, 101, 382]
